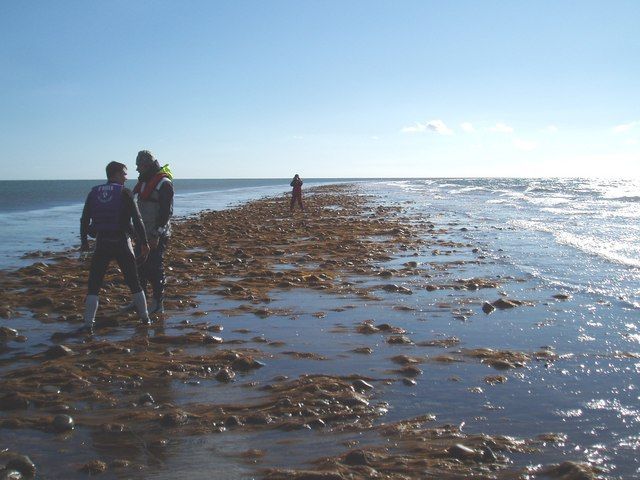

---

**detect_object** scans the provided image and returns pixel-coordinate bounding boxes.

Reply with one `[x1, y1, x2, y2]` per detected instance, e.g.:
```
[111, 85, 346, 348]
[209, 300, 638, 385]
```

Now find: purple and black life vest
[89, 183, 123, 233]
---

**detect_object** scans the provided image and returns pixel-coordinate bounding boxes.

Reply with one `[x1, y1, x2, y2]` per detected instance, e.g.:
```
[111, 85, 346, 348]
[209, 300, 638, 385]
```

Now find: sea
[1, 177, 639, 477]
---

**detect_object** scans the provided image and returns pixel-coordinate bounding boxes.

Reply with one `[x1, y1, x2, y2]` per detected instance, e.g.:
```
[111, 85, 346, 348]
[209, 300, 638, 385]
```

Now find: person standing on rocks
[80, 161, 151, 332]
[129, 150, 174, 314]
[290, 174, 304, 212]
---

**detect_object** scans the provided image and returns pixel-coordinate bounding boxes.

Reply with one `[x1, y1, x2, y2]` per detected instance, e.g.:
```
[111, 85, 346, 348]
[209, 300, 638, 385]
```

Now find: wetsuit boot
[83, 295, 99, 333]
[149, 296, 164, 314]
[133, 291, 151, 325]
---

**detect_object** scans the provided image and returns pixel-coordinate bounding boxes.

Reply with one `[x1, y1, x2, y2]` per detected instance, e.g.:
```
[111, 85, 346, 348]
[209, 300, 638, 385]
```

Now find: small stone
[553, 293, 572, 300]
[43, 345, 74, 359]
[387, 335, 412, 345]
[138, 393, 155, 405]
[352, 379, 374, 392]
[402, 378, 417, 386]
[481, 302, 495, 314]
[448, 443, 478, 460]
[224, 416, 242, 427]
[4, 453, 36, 479]
[215, 368, 235, 382]
[343, 449, 374, 466]
[0, 327, 19, 341]
[161, 411, 189, 426]
[80, 460, 107, 474]
[52, 414, 74, 432]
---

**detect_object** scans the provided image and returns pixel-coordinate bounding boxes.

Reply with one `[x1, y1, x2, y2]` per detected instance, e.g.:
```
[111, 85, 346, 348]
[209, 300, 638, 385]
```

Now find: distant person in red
[290, 174, 304, 211]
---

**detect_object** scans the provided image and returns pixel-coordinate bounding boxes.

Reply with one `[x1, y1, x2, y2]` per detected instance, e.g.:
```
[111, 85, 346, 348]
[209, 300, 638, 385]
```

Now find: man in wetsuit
[130, 150, 174, 314]
[81, 161, 151, 332]
[290, 174, 304, 211]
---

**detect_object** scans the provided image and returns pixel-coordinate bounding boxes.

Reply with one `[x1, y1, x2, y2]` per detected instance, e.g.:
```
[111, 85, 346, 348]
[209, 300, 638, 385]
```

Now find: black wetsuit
[80, 183, 148, 296]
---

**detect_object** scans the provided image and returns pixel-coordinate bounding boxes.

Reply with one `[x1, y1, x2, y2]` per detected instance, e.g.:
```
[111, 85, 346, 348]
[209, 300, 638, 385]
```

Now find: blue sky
[1, 1, 638, 179]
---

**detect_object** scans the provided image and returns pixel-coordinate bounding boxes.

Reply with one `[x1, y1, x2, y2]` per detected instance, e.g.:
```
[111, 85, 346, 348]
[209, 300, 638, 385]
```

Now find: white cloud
[401, 123, 427, 134]
[460, 122, 475, 133]
[426, 119, 453, 135]
[489, 122, 514, 134]
[543, 125, 558, 133]
[613, 121, 638, 133]
[401, 119, 453, 135]
[512, 138, 537, 150]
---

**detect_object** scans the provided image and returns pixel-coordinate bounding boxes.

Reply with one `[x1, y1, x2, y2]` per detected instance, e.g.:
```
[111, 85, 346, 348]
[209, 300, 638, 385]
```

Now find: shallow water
[1, 180, 639, 478]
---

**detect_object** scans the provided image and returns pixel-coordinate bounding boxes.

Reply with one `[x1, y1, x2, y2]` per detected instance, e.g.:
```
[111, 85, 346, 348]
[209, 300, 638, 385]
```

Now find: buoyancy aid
[134, 172, 172, 237]
[89, 183, 123, 233]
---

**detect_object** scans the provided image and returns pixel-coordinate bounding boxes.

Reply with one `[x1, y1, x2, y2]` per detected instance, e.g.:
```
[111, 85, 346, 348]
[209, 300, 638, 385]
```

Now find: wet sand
[0, 184, 612, 479]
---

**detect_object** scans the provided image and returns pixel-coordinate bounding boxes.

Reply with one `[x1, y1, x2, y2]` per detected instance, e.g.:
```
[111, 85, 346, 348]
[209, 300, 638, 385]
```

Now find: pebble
[3, 454, 36, 479]
[352, 380, 374, 392]
[43, 345, 74, 359]
[481, 302, 495, 314]
[52, 414, 74, 433]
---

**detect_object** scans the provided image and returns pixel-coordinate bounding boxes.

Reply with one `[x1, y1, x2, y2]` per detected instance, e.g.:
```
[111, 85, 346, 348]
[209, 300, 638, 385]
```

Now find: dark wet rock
[387, 335, 412, 345]
[425, 284, 440, 291]
[492, 298, 524, 309]
[308, 418, 326, 429]
[161, 410, 189, 426]
[231, 357, 264, 372]
[138, 393, 155, 405]
[207, 324, 224, 332]
[381, 284, 412, 294]
[79, 460, 107, 474]
[355, 323, 379, 334]
[540, 461, 601, 479]
[418, 337, 460, 348]
[2, 453, 36, 479]
[448, 443, 479, 461]
[43, 344, 74, 359]
[224, 415, 242, 427]
[375, 323, 406, 334]
[377, 270, 393, 278]
[482, 301, 496, 314]
[52, 414, 74, 432]
[481, 445, 498, 462]
[402, 378, 417, 386]
[0, 393, 30, 410]
[553, 293, 572, 300]
[0, 327, 19, 341]
[0, 469, 23, 480]
[203, 334, 223, 344]
[40, 385, 61, 394]
[0, 306, 14, 319]
[343, 449, 375, 466]
[352, 347, 373, 354]
[245, 414, 273, 425]
[215, 368, 236, 382]
[398, 365, 422, 376]
[352, 379, 373, 392]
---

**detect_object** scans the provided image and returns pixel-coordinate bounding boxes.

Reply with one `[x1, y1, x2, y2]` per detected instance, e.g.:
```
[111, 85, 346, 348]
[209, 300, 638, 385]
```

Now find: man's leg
[116, 238, 150, 324]
[146, 236, 167, 314]
[84, 244, 111, 331]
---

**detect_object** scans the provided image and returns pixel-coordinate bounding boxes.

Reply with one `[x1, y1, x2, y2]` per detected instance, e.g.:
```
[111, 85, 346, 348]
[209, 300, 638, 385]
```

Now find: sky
[1, 1, 639, 179]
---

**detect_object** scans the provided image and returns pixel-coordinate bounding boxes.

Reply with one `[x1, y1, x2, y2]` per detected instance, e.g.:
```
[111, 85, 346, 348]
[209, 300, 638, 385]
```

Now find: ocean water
[0, 178, 349, 269]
